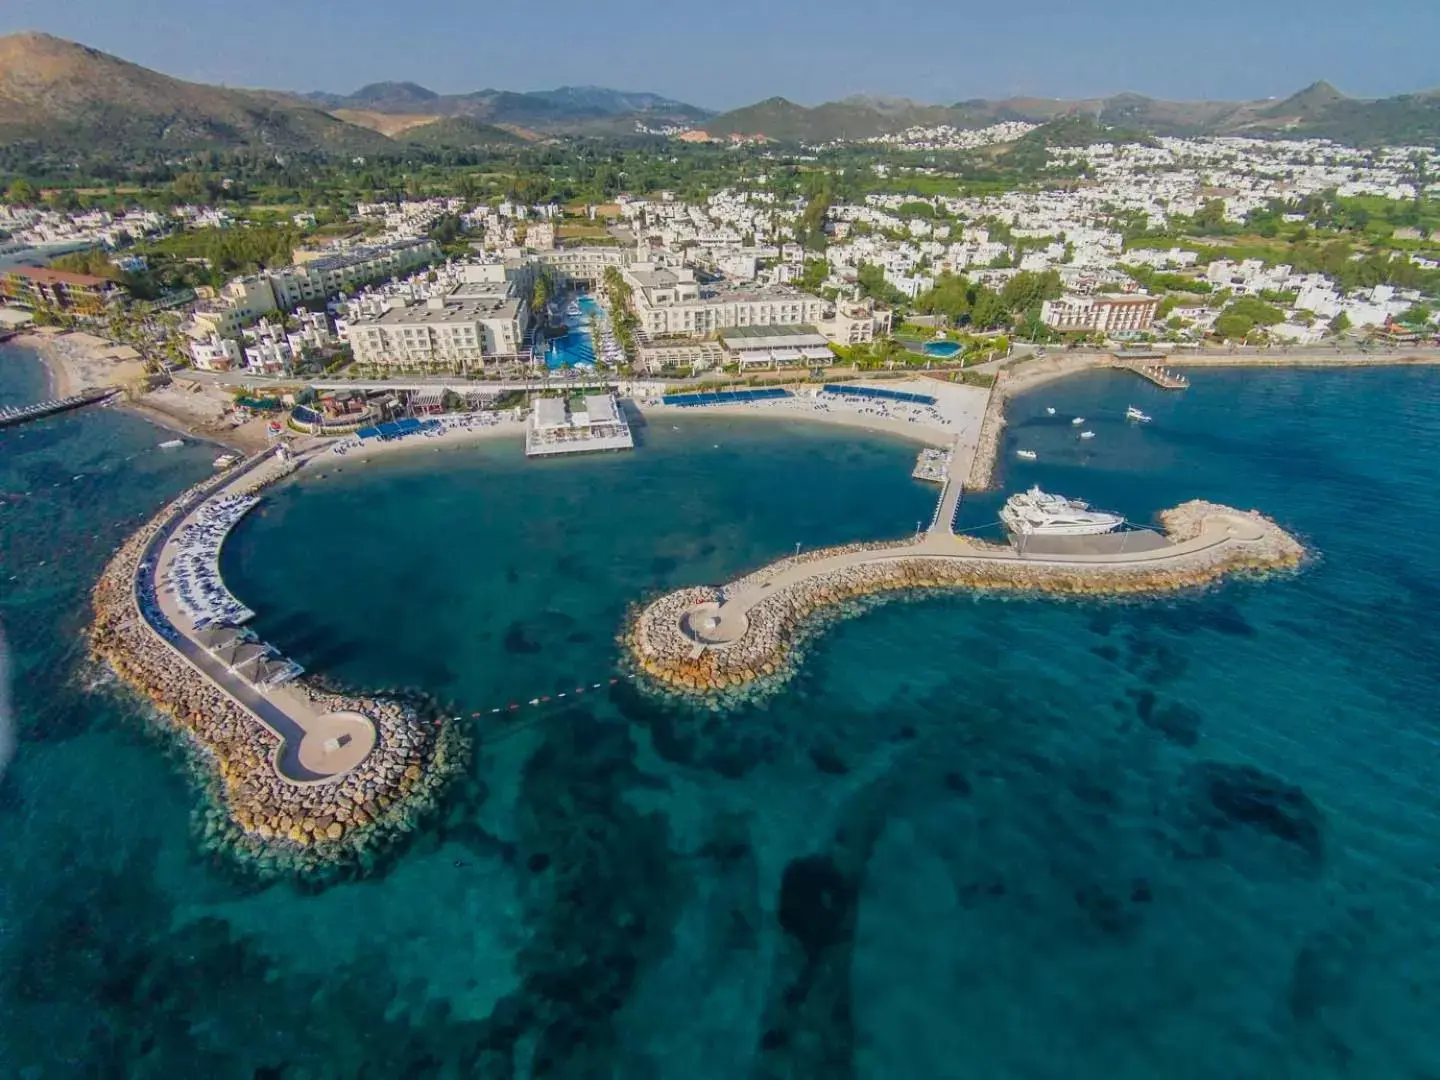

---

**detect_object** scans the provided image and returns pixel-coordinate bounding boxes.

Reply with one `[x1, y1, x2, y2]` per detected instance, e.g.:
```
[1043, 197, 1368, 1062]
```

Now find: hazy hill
[2, 32, 1435, 158]
[308, 82, 712, 132]
[399, 116, 527, 149]
[703, 85, 1440, 145]
[0, 31, 392, 154]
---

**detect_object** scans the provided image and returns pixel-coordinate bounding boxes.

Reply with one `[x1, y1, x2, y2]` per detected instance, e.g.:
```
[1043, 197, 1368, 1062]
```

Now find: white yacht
[1071, 416, 1085, 425]
[213, 453, 240, 469]
[1000, 486, 1124, 536]
[1126, 406, 1152, 423]
[1016, 449, 1038, 460]
[1079, 430, 1095, 439]
[1045, 407, 1056, 416]
[159, 439, 184, 449]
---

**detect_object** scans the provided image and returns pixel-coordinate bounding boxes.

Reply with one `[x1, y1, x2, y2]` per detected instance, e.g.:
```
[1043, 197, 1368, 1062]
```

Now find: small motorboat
[159, 439, 184, 449]
[1126, 406, 1152, 423]
[1079, 430, 1095, 440]
[1071, 417, 1085, 425]
[1016, 449, 1038, 460]
[1045, 407, 1056, 415]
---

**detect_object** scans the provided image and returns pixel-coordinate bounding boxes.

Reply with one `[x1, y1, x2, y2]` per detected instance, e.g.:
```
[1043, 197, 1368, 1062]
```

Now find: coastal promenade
[138, 450, 375, 783]
[627, 496, 1303, 701]
[90, 444, 458, 867]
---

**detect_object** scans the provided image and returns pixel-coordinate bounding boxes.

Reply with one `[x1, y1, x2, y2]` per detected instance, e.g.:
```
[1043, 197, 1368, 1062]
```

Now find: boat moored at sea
[1071, 416, 1085, 425]
[1126, 406, 1152, 423]
[999, 486, 1124, 536]
[1016, 449, 1038, 460]
[1079, 430, 1095, 439]
[1045, 407, 1057, 415]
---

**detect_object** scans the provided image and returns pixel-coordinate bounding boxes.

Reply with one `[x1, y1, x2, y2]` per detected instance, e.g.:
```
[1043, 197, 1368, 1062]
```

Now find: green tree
[5, 178, 38, 205]
[1213, 313, 1254, 340]
[913, 272, 971, 323]
[532, 273, 552, 314]
[1395, 302, 1433, 328]
[798, 259, 829, 293]
[969, 287, 1008, 330]
[1327, 311, 1352, 335]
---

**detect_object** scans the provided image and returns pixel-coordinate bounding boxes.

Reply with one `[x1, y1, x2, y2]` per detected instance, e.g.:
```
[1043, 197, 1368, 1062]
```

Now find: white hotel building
[1040, 293, 1160, 334]
[343, 287, 529, 372]
[621, 264, 831, 337]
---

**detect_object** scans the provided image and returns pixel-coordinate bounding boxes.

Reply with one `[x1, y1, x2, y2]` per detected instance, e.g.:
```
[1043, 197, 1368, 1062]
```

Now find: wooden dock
[1115, 361, 1190, 389]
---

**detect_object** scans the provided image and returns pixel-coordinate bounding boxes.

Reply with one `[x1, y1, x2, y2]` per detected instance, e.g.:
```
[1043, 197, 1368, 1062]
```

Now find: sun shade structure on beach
[821, 384, 937, 406]
[194, 624, 247, 652]
[661, 388, 792, 407]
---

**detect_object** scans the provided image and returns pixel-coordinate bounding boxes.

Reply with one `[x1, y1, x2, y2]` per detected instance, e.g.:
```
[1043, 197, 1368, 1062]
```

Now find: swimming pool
[545, 295, 601, 370]
[922, 340, 961, 358]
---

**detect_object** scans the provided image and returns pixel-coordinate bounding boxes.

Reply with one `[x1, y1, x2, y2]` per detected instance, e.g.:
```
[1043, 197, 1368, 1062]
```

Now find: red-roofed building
[0, 265, 128, 314]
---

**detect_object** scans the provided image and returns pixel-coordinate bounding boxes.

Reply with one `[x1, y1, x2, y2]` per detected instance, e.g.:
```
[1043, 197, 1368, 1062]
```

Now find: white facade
[188, 334, 243, 371]
[1041, 293, 1159, 334]
[343, 289, 529, 370]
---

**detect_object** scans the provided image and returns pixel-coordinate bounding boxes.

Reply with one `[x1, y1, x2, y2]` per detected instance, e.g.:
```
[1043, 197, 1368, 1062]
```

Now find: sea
[2, 340, 1439, 1078]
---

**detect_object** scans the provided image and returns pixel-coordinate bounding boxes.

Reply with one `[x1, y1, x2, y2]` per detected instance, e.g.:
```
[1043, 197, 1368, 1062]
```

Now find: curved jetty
[625, 498, 1304, 703]
[89, 448, 461, 874]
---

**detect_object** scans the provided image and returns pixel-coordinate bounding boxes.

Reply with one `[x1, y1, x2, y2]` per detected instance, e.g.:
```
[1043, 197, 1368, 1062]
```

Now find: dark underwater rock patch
[1186, 761, 1325, 870]
[502, 621, 542, 654]
[778, 855, 856, 959]
[1073, 883, 1143, 938]
[808, 743, 850, 775]
[1127, 688, 1203, 747]
[944, 771, 972, 796]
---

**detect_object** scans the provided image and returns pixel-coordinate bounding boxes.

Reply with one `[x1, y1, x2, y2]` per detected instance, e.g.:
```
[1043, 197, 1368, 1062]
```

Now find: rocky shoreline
[88, 461, 466, 877]
[625, 502, 1305, 705]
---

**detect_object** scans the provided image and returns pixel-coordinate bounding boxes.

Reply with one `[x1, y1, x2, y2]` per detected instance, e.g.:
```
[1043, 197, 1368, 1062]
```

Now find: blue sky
[3, 0, 1437, 110]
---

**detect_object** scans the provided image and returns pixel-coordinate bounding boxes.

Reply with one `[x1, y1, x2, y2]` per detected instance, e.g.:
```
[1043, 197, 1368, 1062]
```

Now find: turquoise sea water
[3, 341, 1440, 1077]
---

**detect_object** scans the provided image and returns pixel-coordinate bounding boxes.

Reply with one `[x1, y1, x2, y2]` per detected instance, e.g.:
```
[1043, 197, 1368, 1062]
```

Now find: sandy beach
[310, 412, 529, 466]
[15, 328, 146, 398]
[291, 379, 991, 478]
[12, 330, 277, 451]
[639, 379, 990, 472]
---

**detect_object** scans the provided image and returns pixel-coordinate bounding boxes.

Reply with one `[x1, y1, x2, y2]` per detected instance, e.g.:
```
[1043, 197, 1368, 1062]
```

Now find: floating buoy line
[444, 675, 635, 723]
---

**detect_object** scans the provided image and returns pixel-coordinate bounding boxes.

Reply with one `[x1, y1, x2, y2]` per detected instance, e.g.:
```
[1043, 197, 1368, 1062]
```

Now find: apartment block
[1040, 293, 1159, 334]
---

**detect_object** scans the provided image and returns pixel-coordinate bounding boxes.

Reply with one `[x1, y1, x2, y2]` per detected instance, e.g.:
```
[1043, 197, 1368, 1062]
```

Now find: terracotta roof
[2, 265, 113, 288]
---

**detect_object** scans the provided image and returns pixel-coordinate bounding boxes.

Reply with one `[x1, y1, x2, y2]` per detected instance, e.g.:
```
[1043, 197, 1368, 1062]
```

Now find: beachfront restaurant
[526, 394, 633, 456]
[720, 326, 835, 370]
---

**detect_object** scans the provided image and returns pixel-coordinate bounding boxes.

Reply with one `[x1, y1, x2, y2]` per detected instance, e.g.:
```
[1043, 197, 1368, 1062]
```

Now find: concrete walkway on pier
[693, 503, 1265, 649]
[136, 452, 376, 784]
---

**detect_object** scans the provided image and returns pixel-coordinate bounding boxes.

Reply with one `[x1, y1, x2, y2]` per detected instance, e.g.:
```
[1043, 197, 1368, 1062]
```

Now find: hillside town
[3, 131, 1438, 389]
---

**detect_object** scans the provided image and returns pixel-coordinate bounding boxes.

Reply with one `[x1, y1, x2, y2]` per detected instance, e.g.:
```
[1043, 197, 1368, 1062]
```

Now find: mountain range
[701, 84, 1440, 144]
[0, 31, 1436, 158]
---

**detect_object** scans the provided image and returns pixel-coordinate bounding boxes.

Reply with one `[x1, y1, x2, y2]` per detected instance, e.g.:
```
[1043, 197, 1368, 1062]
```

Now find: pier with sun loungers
[160, 493, 260, 629]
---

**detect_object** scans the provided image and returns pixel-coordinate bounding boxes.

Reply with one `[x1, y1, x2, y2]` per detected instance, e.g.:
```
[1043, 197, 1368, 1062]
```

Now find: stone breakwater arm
[88, 453, 459, 870]
[625, 502, 1305, 701]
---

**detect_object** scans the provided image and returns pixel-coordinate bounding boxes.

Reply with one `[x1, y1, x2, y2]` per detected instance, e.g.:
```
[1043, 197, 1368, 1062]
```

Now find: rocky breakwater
[626, 502, 1305, 703]
[88, 463, 466, 877]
